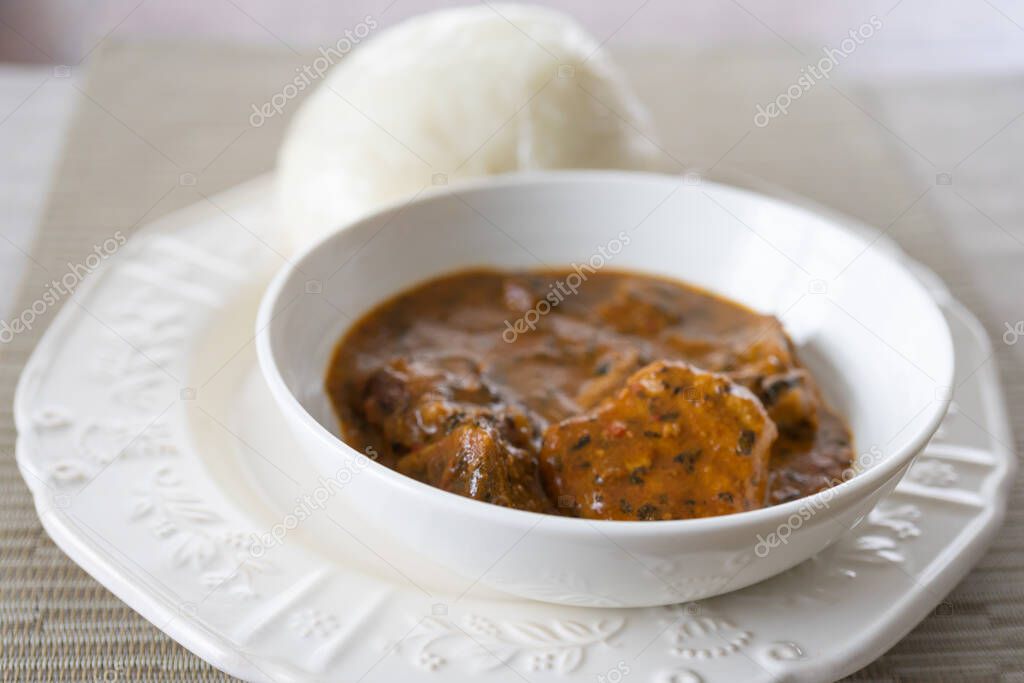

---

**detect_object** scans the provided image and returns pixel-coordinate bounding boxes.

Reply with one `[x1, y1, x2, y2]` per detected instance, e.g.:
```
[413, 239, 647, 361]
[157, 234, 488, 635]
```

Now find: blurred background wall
[3, 0, 1024, 76]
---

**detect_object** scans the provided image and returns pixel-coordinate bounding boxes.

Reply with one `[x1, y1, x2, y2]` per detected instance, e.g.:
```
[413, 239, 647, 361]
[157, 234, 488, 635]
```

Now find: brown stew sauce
[326, 269, 853, 521]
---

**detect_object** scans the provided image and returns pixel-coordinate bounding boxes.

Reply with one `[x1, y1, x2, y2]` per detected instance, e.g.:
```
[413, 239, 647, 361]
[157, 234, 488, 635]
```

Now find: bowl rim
[256, 169, 955, 538]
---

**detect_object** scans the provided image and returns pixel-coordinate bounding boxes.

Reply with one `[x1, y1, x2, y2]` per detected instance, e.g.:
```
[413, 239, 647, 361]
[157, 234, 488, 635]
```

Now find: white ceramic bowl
[256, 171, 954, 608]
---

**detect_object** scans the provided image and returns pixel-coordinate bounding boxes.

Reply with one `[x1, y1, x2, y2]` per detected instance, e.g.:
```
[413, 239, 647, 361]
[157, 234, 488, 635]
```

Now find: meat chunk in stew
[396, 422, 551, 512]
[574, 346, 645, 410]
[757, 369, 820, 439]
[595, 280, 685, 335]
[360, 356, 536, 453]
[540, 361, 777, 520]
[700, 319, 822, 441]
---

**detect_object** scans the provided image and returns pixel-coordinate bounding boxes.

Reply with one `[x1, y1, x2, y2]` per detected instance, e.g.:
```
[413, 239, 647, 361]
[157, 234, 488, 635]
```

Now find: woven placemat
[1, 40, 1021, 682]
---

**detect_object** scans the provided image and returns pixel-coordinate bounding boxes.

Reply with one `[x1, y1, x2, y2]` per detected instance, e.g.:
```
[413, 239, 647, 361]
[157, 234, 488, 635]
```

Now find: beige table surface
[1, 41, 1021, 682]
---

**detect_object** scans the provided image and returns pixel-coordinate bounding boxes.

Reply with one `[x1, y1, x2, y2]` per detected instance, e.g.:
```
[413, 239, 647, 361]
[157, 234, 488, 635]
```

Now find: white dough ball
[276, 4, 666, 251]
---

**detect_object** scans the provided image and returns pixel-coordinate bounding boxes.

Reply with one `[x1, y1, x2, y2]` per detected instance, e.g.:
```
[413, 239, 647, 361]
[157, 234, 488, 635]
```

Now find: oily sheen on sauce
[326, 269, 854, 521]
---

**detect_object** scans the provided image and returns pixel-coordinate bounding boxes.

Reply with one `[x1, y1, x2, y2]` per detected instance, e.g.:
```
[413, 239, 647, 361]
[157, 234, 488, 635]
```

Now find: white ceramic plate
[14, 176, 1015, 682]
